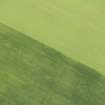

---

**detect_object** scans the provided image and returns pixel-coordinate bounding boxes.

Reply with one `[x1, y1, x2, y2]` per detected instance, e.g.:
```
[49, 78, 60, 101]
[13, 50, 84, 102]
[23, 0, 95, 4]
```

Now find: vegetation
[0, 23, 105, 105]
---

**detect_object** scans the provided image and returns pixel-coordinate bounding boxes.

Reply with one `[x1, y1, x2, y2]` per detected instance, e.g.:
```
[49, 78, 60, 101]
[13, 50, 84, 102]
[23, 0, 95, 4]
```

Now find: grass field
[0, 0, 105, 75]
[0, 23, 105, 105]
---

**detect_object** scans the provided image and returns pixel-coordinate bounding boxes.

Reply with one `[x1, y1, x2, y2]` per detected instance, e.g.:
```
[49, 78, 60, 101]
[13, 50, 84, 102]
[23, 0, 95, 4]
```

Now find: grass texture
[0, 23, 105, 105]
[0, 0, 105, 74]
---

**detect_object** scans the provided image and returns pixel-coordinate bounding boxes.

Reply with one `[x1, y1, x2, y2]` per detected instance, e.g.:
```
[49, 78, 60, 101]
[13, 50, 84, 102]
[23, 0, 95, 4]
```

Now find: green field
[0, 0, 105, 75]
[0, 23, 105, 105]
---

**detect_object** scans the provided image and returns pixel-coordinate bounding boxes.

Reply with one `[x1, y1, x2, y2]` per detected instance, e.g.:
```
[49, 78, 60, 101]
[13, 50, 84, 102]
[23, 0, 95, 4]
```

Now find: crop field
[0, 0, 105, 75]
[0, 23, 105, 105]
[0, 0, 105, 74]
[0, 1, 105, 104]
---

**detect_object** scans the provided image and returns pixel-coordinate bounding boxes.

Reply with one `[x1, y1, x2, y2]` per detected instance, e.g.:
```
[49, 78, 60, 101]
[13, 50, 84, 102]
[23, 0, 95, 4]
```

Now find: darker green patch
[0, 23, 105, 105]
